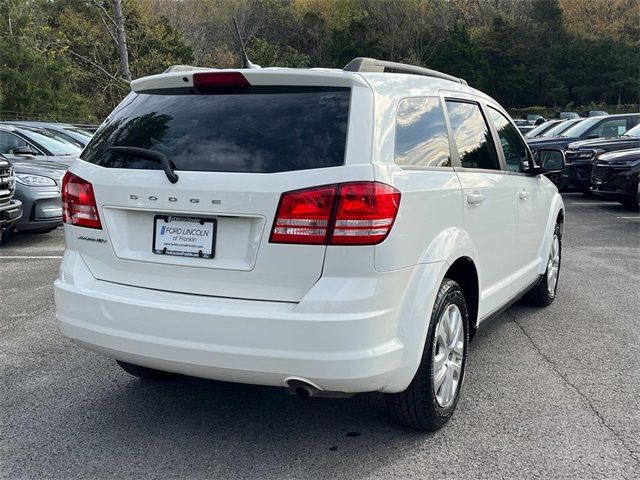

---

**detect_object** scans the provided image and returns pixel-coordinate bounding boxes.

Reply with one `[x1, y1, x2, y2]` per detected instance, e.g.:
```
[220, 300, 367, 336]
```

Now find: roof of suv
[131, 62, 495, 109]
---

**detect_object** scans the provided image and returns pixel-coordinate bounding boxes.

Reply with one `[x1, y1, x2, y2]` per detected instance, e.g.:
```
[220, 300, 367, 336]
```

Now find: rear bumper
[55, 250, 445, 393]
[0, 199, 22, 228]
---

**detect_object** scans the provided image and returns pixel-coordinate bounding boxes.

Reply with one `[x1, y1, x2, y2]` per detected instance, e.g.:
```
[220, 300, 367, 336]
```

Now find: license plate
[153, 215, 217, 258]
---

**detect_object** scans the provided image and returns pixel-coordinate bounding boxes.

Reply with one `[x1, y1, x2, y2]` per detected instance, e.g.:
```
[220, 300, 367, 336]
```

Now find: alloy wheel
[547, 234, 560, 295]
[433, 304, 464, 408]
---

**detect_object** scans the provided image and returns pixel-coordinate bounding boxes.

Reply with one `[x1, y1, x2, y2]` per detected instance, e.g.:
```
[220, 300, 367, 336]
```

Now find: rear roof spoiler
[343, 57, 467, 85]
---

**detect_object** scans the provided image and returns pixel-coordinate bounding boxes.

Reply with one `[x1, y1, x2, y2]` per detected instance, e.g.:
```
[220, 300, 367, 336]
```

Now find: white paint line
[0, 255, 63, 259]
[616, 216, 640, 219]
[571, 202, 617, 205]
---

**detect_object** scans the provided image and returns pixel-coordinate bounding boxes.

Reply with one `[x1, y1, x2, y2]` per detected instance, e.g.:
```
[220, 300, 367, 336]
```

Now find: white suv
[54, 58, 565, 430]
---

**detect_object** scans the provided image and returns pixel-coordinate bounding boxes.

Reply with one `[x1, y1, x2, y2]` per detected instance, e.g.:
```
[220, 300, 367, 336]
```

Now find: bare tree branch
[67, 49, 129, 87]
[89, 0, 117, 29]
[99, 13, 118, 44]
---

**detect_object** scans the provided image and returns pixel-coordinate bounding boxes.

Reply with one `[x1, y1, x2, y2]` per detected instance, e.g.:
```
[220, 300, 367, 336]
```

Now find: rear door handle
[467, 192, 485, 205]
[518, 190, 530, 200]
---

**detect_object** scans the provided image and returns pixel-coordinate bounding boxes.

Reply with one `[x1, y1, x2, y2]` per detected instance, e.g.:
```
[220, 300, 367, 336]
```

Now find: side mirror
[535, 148, 566, 174]
[586, 134, 599, 139]
[12, 145, 35, 155]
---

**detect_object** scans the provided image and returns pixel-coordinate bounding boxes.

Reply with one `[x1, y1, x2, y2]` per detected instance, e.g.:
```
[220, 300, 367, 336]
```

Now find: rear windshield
[82, 87, 351, 173]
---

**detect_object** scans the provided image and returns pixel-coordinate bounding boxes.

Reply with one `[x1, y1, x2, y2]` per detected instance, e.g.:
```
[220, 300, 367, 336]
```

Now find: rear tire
[0, 226, 14, 246]
[522, 223, 561, 307]
[619, 199, 639, 208]
[385, 279, 469, 431]
[116, 360, 176, 380]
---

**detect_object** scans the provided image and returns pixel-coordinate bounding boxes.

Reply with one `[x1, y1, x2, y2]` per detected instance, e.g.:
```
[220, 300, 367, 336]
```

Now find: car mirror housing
[12, 145, 35, 155]
[532, 149, 566, 175]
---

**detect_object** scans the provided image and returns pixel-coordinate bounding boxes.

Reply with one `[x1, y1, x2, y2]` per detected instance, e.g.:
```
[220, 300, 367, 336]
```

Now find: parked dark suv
[591, 148, 640, 207]
[527, 113, 640, 190]
[527, 113, 640, 152]
[0, 155, 23, 245]
[561, 124, 640, 192]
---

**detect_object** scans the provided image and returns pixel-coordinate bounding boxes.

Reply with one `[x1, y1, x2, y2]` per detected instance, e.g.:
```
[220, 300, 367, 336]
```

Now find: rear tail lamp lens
[332, 182, 401, 245]
[61, 172, 102, 229]
[270, 185, 337, 244]
[270, 182, 400, 245]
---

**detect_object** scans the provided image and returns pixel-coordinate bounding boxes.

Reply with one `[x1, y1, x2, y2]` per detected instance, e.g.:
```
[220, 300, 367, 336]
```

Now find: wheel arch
[443, 256, 479, 342]
[537, 192, 565, 275]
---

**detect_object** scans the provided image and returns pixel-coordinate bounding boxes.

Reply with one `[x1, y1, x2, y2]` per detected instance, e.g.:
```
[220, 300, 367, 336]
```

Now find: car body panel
[54, 66, 563, 393]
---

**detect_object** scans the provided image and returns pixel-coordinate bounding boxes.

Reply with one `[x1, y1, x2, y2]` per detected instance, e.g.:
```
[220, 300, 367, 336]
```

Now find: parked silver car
[5, 121, 93, 148]
[11, 158, 68, 233]
[0, 125, 76, 233]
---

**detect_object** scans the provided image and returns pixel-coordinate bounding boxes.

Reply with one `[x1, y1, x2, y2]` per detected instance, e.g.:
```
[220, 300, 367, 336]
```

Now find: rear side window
[445, 100, 500, 171]
[395, 97, 450, 167]
[590, 118, 629, 138]
[82, 87, 350, 173]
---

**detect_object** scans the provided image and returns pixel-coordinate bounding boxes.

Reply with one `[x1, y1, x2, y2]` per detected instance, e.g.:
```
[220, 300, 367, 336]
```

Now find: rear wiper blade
[108, 146, 179, 184]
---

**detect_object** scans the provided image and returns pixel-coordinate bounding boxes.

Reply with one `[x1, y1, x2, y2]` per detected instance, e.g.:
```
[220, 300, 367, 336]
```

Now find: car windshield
[526, 121, 559, 138]
[559, 117, 602, 137]
[622, 124, 640, 138]
[542, 120, 578, 137]
[43, 129, 85, 148]
[65, 127, 93, 138]
[20, 129, 82, 155]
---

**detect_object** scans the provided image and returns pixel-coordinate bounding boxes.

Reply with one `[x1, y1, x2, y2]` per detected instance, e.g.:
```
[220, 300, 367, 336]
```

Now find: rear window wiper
[108, 146, 179, 184]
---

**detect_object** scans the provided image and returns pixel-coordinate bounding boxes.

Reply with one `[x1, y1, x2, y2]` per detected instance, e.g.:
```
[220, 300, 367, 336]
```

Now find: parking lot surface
[1, 193, 639, 479]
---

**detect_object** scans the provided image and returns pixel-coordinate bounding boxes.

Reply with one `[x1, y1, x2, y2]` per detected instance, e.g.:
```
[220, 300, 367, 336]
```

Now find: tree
[112, 0, 131, 81]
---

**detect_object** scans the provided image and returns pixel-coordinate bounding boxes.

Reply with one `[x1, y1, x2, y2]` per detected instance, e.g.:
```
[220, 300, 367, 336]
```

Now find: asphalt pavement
[1, 193, 639, 479]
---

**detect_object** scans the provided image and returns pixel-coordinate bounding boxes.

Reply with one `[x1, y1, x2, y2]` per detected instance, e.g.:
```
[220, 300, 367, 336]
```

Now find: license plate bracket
[152, 215, 217, 259]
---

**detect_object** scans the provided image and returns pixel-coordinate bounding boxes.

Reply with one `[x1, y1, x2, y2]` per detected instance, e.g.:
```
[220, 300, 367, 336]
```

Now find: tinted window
[589, 118, 628, 138]
[445, 101, 500, 170]
[395, 97, 450, 167]
[83, 87, 350, 173]
[488, 108, 529, 172]
[0, 131, 28, 154]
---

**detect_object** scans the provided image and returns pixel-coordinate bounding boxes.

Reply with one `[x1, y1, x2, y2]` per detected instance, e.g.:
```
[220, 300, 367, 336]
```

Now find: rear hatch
[70, 69, 372, 302]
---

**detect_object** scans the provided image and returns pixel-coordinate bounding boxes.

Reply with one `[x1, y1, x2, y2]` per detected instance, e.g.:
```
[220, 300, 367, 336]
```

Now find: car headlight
[15, 173, 57, 187]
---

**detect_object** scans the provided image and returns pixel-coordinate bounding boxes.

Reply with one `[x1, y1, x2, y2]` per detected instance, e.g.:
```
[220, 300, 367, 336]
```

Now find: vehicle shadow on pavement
[45, 371, 433, 477]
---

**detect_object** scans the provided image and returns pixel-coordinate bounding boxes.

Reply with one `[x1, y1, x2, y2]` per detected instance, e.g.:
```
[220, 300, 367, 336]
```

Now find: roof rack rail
[343, 57, 467, 85]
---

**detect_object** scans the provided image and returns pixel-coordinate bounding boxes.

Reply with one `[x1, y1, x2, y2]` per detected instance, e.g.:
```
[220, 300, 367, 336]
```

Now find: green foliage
[247, 37, 310, 68]
[0, 0, 638, 122]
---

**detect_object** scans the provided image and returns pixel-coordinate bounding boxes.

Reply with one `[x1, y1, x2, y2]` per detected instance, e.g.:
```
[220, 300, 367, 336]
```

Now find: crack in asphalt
[506, 308, 640, 472]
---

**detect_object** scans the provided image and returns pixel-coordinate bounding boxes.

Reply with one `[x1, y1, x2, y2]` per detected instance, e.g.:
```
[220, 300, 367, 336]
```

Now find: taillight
[270, 185, 337, 244]
[332, 182, 401, 245]
[270, 182, 400, 246]
[193, 72, 250, 88]
[61, 172, 102, 229]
